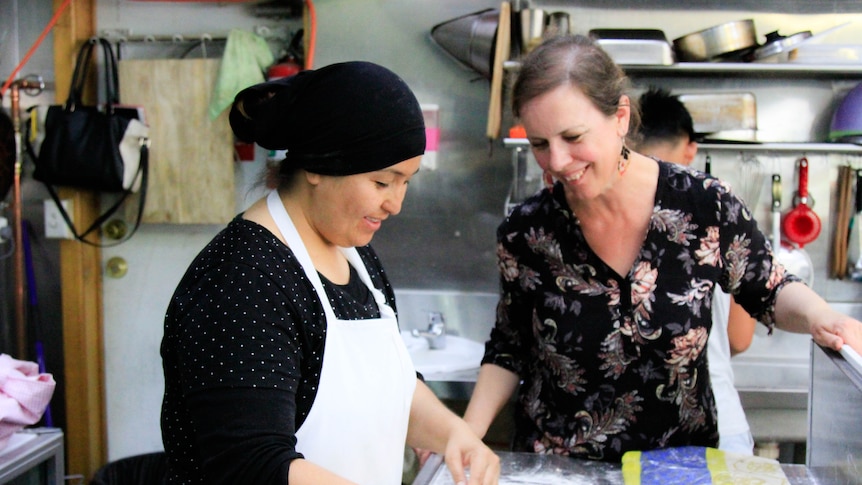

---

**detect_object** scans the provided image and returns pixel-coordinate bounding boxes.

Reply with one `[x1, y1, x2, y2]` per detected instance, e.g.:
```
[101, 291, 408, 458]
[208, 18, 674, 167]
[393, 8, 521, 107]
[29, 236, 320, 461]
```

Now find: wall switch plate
[0, 216, 9, 243]
[44, 199, 74, 239]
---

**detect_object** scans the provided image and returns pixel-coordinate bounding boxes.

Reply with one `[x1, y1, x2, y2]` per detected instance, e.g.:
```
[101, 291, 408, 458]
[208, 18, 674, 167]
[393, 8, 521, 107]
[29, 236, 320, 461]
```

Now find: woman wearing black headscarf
[160, 62, 499, 485]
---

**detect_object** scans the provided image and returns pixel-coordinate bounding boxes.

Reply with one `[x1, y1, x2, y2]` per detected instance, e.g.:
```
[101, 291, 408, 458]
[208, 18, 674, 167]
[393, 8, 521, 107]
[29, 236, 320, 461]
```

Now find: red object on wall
[267, 62, 302, 80]
[234, 141, 256, 162]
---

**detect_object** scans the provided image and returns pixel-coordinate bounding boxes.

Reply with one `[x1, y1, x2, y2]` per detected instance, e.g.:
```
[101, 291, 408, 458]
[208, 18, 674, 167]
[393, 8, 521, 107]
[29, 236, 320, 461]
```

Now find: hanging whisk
[736, 151, 766, 209]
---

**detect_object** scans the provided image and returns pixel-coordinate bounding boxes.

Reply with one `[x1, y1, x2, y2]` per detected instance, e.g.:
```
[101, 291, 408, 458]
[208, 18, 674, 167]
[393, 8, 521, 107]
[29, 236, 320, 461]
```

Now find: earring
[618, 142, 631, 174]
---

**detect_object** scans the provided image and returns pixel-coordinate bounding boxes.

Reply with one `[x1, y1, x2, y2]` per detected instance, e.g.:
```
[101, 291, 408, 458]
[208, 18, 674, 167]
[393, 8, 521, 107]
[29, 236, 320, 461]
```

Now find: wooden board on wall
[118, 59, 235, 224]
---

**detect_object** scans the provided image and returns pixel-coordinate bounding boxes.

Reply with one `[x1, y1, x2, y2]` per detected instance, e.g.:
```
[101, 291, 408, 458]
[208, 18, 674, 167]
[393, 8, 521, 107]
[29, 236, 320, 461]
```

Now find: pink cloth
[0, 354, 55, 449]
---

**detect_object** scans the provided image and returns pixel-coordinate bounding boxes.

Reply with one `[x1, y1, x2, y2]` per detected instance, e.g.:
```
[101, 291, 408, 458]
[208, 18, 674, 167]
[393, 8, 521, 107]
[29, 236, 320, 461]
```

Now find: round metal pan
[673, 19, 757, 62]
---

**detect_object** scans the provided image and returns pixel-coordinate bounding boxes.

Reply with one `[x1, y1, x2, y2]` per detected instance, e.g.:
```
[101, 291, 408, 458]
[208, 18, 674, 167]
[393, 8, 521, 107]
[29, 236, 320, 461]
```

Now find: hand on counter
[407, 380, 500, 485]
[774, 282, 862, 355]
[814, 311, 862, 353]
[441, 421, 500, 485]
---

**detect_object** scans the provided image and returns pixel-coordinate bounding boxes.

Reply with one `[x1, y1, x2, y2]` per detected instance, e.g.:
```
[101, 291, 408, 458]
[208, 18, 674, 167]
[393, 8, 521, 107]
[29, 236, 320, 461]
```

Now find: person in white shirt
[634, 86, 756, 455]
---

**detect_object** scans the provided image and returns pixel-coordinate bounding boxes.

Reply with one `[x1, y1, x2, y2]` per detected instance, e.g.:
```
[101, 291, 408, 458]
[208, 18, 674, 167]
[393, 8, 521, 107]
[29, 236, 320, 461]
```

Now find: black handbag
[29, 37, 149, 246]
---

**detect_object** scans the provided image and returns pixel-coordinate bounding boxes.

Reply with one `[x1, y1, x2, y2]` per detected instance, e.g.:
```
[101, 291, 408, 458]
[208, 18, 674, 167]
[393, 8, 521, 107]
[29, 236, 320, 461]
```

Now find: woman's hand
[407, 380, 500, 485]
[774, 282, 862, 354]
[441, 421, 500, 485]
[809, 310, 862, 354]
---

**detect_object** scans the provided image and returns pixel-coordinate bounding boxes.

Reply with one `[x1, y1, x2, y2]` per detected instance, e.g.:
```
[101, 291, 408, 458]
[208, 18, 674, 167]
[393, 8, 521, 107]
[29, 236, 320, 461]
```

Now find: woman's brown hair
[512, 35, 641, 139]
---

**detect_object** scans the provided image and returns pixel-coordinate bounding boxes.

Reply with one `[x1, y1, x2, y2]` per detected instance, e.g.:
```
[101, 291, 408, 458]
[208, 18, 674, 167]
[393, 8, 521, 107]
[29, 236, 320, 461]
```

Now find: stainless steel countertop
[413, 451, 839, 485]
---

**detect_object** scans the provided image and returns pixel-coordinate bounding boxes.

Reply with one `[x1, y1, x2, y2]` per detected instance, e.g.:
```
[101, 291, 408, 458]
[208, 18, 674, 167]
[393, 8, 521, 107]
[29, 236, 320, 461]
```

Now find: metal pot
[673, 19, 757, 62]
[752, 30, 812, 62]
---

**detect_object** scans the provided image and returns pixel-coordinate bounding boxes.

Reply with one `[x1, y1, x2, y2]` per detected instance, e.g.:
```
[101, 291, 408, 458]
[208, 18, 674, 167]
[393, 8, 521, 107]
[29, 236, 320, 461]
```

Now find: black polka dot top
[160, 215, 397, 484]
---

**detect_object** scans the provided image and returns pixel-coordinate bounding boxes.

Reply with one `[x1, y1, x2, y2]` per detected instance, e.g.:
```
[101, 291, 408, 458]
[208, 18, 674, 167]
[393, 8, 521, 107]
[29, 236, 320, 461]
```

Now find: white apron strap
[265, 190, 415, 485]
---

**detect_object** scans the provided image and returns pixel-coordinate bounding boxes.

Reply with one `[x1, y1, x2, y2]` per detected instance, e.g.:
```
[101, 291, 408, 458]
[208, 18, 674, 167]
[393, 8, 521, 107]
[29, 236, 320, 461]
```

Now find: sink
[401, 330, 485, 376]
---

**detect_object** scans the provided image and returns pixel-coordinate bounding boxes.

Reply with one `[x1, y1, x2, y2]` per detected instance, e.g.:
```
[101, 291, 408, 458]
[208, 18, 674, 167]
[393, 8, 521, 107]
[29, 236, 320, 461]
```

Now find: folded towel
[0, 354, 55, 450]
[208, 29, 275, 119]
[622, 446, 789, 485]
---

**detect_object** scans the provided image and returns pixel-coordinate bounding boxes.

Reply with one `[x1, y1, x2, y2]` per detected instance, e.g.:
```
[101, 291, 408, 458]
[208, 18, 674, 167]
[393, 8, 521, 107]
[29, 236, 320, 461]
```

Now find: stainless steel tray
[594, 38, 674, 66]
[413, 451, 824, 484]
[589, 29, 675, 66]
[413, 452, 621, 485]
[678, 92, 757, 134]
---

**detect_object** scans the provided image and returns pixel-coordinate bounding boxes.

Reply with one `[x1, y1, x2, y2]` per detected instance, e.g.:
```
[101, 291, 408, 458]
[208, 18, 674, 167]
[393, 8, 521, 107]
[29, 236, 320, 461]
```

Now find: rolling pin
[486, 1, 511, 140]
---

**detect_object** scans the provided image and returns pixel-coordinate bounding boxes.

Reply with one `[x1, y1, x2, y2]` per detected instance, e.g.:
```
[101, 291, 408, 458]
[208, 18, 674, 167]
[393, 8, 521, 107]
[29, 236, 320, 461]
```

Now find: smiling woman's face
[307, 156, 422, 248]
[519, 84, 629, 203]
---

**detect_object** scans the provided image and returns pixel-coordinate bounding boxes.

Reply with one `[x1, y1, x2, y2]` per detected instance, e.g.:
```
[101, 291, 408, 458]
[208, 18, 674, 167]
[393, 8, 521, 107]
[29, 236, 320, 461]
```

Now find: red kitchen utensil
[782, 157, 822, 248]
[773, 172, 814, 286]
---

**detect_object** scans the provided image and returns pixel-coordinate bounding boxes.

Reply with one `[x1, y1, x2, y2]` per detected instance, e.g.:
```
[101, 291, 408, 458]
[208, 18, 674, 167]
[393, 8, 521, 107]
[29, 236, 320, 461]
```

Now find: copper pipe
[7, 78, 43, 359]
[9, 83, 27, 359]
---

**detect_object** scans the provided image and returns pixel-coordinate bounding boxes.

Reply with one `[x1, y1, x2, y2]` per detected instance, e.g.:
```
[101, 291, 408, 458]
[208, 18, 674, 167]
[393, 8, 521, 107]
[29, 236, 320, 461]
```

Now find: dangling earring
[618, 141, 631, 175]
[543, 171, 555, 188]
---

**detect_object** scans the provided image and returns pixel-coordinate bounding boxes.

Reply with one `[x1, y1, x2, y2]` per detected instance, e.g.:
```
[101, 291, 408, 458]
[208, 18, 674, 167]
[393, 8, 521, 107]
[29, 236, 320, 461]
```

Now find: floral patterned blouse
[484, 161, 799, 462]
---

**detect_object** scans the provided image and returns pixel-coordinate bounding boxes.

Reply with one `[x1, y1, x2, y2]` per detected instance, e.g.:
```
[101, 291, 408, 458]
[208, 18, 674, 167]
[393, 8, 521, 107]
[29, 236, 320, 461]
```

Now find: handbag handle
[41, 141, 149, 247]
[65, 37, 120, 112]
[99, 38, 121, 108]
[64, 39, 93, 110]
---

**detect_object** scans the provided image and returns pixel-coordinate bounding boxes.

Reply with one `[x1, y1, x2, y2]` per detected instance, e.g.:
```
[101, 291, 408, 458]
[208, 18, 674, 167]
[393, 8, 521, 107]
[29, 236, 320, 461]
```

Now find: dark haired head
[637, 86, 696, 144]
[229, 61, 425, 178]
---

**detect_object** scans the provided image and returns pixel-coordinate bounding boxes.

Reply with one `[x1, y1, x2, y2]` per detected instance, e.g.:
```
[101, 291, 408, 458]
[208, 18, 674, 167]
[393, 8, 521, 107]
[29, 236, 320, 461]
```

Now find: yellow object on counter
[622, 446, 789, 485]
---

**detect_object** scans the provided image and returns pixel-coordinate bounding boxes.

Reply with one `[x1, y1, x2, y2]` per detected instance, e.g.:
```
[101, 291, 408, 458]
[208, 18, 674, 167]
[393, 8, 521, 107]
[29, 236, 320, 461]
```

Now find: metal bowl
[430, 8, 499, 78]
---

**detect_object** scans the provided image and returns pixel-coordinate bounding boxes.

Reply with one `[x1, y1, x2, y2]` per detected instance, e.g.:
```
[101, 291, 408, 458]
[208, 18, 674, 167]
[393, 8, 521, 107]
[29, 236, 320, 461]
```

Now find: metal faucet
[411, 311, 447, 350]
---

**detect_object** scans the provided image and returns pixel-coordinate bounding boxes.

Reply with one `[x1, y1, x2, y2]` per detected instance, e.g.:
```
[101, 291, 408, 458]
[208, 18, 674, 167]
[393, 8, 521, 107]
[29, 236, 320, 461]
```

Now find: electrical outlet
[0, 216, 9, 243]
[44, 199, 74, 239]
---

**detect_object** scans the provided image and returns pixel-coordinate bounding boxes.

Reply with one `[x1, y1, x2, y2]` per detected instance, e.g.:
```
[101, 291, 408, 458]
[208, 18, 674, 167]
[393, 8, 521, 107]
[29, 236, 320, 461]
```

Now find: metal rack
[98, 25, 291, 44]
[505, 138, 862, 154]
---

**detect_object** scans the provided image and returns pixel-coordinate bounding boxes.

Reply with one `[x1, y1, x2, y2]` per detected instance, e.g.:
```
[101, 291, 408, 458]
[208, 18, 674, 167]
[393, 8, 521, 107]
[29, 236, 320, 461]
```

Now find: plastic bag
[622, 446, 789, 485]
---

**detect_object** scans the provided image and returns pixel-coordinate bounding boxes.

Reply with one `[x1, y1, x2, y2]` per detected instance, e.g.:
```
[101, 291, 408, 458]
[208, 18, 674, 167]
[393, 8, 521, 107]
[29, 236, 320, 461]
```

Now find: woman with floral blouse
[463, 35, 862, 462]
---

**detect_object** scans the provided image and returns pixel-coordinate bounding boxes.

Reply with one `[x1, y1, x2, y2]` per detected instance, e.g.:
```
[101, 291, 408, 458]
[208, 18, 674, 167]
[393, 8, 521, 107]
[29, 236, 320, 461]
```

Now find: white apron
[266, 190, 416, 484]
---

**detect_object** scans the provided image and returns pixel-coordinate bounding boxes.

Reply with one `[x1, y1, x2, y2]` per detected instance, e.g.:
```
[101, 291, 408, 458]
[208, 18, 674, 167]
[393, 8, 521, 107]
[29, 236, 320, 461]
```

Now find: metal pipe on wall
[9, 83, 26, 359]
[7, 78, 44, 359]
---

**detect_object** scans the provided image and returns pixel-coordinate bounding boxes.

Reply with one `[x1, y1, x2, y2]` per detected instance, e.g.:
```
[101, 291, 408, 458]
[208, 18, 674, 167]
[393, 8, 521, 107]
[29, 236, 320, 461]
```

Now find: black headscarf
[229, 61, 426, 176]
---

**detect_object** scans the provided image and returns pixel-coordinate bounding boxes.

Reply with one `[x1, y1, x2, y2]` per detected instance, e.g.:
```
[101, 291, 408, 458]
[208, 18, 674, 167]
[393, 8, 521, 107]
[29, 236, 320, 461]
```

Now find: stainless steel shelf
[504, 60, 862, 78]
[624, 63, 862, 78]
[699, 142, 862, 153]
[505, 138, 862, 153]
